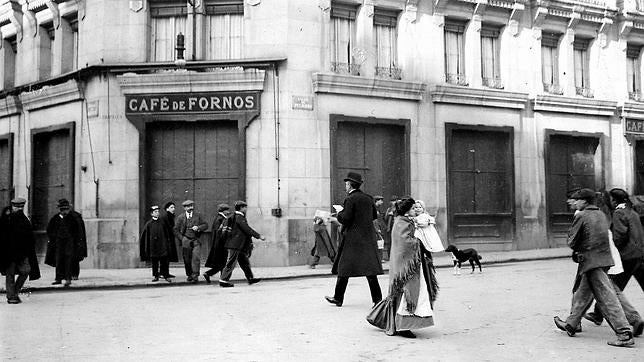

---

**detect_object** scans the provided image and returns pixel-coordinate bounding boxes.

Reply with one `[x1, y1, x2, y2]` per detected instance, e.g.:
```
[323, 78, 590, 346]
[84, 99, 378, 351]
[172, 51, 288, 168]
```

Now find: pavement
[1, 247, 571, 293]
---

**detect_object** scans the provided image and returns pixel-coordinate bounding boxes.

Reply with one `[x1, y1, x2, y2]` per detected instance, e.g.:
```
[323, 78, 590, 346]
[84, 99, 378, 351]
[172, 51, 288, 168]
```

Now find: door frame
[544, 129, 604, 245]
[329, 114, 411, 206]
[631, 135, 644, 195]
[29, 122, 76, 218]
[445, 123, 515, 245]
[0, 132, 14, 203]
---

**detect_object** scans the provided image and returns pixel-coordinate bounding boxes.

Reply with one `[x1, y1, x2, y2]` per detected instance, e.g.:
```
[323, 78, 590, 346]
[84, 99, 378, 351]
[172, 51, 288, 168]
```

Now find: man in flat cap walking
[45, 199, 85, 287]
[0, 198, 41, 304]
[326, 172, 383, 307]
[174, 200, 208, 283]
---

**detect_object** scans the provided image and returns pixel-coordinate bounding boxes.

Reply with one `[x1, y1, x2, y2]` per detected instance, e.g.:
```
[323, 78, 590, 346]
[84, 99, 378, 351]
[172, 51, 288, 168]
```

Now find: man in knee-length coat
[325, 172, 383, 307]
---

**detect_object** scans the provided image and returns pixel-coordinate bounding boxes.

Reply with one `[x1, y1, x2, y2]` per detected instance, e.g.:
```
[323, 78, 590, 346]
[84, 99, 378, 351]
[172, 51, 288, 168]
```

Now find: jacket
[611, 206, 644, 261]
[174, 211, 208, 248]
[568, 205, 614, 274]
[0, 211, 41, 280]
[224, 211, 261, 251]
[205, 212, 229, 270]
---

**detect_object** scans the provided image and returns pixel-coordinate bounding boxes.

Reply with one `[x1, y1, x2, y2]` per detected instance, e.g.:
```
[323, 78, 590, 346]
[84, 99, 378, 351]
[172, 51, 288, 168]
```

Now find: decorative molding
[402, 3, 418, 23]
[533, 95, 617, 116]
[20, 80, 83, 111]
[621, 102, 644, 120]
[312, 73, 426, 101]
[46, 0, 60, 29]
[508, 2, 524, 36]
[117, 69, 267, 95]
[23, 9, 37, 37]
[247, 0, 261, 5]
[0, 96, 22, 117]
[429, 84, 529, 109]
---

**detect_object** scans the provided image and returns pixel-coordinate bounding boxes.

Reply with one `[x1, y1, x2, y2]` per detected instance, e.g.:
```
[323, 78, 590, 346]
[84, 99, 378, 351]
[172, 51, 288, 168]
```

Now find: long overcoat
[140, 218, 176, 261]
[568, 205, 614, 275]
[224, 212, 261, 252]
[45, 212, 87, 267]
[332, 189, 383, 277]
[0, 210, 41, 280]
[205, 212, 228, 270]
[161, 211, 179, 262]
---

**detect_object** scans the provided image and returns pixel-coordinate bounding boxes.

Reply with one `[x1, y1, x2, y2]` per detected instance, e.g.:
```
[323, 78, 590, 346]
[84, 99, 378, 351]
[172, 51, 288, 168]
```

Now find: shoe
[325, 296, 342, 307]
[64, 280, 72, 287]
[219, 281, 234, 288]
[187, 276, 194, 282]
[152, 277, 159, 282]
[633, 320, 644, 337]
[607, 335, 635, 348]
[164, 277, 173, 283]
[584, 312, 603, 326]
[191, 276, 199, 284]
[554, 316, 577, 337]
[203, 273, 211, 284]
[72, 276, 79, 281]
[248, 278, 261, 285]
[396, 330, 416, 338]
[51, 280, 62, 285]
[309, 265, 316, 269]
[7, 298, 21, 304]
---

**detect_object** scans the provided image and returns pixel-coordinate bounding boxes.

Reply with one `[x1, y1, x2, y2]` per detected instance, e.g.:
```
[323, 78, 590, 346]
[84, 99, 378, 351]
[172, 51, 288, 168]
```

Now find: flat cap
[150, 205, 160, 212]
[374, 195, 384, 201]
[570, 188, 595, 201]
[217, 203, 230, 212]
[181, 200, 194, 207]
[57, 198, 71, 209]
[11, 197, 26, 206]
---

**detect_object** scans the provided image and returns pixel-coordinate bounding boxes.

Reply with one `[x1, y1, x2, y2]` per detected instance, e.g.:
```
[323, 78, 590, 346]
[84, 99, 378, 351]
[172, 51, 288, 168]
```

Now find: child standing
[310, 216, 337, 268]
[140, 205, 173, 282]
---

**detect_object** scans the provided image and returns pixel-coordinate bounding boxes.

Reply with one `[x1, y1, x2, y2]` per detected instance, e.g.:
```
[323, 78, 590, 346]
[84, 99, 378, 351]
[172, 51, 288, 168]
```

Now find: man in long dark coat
[219, 201, 265, 287]
[161, 201, 177, 278]
[45, 199, 85, 287]
[140, 205, 176, 282]
[70, 206, 87, 280]
[203, 203, 231, 283]
[0, 198, 41, 304]
[326, 172, 383, 307]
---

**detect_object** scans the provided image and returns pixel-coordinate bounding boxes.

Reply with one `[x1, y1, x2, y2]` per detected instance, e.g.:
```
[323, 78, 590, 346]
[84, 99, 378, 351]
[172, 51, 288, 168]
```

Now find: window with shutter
[541, 33, 561, 94]
[627, 44, 642, 100]
[149, 0, 187, 61]
[205, 0, 244, 60]
[330, 1, 359, 75]
[373, 8, 400, 79]
[444, 19, 467, 85]
[573, 37, 592, 97]
[480, 25, 502, 88]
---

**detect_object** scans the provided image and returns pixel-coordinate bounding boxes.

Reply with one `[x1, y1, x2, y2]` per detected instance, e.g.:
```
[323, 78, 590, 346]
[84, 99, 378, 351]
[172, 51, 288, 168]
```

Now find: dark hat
[181, 200, 194, 207]
[163, 201, 175, 210]
[343, 172, 363, 184]
[234, 200, 247, 208]
[11, 197, 26, 207]
[150, 205, 160, 212]
[566, 187, 581, 199]
[217, 203, 230, 212]
[57, 198, 71, 209]
[570, 188, 595, 201]
[374, 195, 384, 201]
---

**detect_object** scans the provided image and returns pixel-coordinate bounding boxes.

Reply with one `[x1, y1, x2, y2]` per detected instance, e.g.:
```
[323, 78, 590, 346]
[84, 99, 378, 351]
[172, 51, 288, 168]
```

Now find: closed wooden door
[333, 122, 407, 205]
[635, 140, 644, 195]
[32, 129, 74, 254]
[0, 135, 12, 208]
[547, 134, 599, 246]
[146, 121, 240, 257]
[447, 127, 514, 248]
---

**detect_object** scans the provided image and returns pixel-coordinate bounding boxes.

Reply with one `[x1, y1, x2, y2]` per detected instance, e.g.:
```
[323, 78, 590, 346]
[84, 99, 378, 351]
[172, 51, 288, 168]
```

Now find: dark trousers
[151, 256, 170, 278]
[334, 275, 382, 304]
[592, 258, 644, 321]
[220, 249, 254, 281]
[5, 258, 30, 301]
[182, 244, 201, 278]
[71, 260, 80, 278]
[55, 253, 73, 282]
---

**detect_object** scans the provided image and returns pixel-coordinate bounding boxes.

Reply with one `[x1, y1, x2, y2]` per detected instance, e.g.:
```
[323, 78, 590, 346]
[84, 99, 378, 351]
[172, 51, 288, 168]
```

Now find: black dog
[445, 245, 482, 274]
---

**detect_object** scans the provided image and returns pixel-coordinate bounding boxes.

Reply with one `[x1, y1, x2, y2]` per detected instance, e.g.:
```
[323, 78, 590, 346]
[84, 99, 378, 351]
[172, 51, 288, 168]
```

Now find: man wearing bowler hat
[174, 200, 208, 283]
[0, 198, 40, 304]
[325, 172, 383, 307]
[45, 198, 85, 287]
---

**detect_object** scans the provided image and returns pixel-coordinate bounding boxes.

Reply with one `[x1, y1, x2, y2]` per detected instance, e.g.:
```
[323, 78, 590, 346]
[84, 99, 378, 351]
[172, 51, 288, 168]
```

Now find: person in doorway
[383, 196, 399, 261]
[325, 172, 383, 307]
[0, 198, 41, 304]
[162, 201, 178, 278]
[219, 201, 265, 287]
[310, 215, 337, 269]
[174, 200, 208, 283]
[203, 203, 231, 283]
[553, 188, 634, 347]
[140, 205, 174, 282]
[45, 199, 85, 287]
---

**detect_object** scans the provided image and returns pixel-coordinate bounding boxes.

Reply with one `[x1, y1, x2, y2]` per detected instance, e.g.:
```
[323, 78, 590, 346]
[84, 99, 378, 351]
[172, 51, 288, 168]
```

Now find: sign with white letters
[125, 92, 260, 115]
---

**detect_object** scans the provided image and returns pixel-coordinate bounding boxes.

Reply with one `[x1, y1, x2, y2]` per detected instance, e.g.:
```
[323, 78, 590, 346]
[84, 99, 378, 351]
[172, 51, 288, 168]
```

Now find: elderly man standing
[174, 200, 208, 283]
[325, 172, 383, 307]
[554, 188, 634, 347]
[45, 199, 85, 287]
[0, 198, 41, 304]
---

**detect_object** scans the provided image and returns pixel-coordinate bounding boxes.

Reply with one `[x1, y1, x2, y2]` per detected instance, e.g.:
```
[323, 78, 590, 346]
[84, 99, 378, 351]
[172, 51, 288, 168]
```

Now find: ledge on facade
[20, 79, 83, 111]
[0, 95, 21, 117]
[117, 68, 267, 94]
[311, 73, 426, 101]
[621, 101, 644, 120]
[533, 94, 617, 117]
[429, 84, 529, 109]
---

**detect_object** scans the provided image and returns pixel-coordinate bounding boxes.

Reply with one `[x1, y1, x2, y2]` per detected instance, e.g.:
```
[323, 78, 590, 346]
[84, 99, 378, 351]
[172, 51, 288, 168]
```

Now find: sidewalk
[2, 247, 571, 293]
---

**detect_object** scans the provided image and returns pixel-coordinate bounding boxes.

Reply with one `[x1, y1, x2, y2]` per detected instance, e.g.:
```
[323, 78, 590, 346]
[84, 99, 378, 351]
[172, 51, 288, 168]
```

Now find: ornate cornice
[19, 79, 83, 111]
[621, 101, 644, 119]
[117, 68, 267, 94]
[0, 95, 22, 117]
[533, 94, 617, 116]
[429, 84, 529, 109]
[312, 73, 426, 101]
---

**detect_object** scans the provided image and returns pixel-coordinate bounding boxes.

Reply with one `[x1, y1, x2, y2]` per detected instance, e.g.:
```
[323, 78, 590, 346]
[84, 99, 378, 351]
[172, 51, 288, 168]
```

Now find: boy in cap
[0, 198, 41, 303]
[140, 205, 173, 282]
[174, 200, 208, 282]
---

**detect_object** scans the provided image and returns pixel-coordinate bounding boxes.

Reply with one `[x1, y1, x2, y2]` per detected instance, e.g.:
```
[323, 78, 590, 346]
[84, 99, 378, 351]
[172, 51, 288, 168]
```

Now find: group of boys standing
[139, 199, 265, 287]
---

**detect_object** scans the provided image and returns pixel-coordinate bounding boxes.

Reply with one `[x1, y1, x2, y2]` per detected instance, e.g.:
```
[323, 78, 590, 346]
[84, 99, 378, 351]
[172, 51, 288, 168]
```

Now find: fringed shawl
[389, 216, 423, 313]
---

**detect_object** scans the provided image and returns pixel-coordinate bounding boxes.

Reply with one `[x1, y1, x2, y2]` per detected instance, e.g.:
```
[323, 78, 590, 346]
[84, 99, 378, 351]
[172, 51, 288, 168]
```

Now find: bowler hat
[570, 188, 595, 201]
[182, 200, 194, 207]
[343, 172, 363, 184]
[11, 197, 26, 207]
[57, 198, 71, 209]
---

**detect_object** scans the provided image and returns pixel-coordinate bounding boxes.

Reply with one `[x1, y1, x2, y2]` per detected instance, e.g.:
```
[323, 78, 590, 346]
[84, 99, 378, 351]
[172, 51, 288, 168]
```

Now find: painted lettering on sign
[625, 119, 644, 134]
[125, 92, 260, 114]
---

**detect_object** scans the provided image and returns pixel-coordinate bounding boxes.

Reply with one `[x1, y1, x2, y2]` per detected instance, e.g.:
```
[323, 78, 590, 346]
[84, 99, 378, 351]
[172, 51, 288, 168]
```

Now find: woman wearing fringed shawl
[367, 197, 439, 338]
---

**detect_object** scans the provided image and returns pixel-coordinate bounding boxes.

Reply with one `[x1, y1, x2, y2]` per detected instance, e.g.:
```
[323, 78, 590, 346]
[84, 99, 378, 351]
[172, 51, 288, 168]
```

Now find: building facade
[1, 0, 644, 268]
